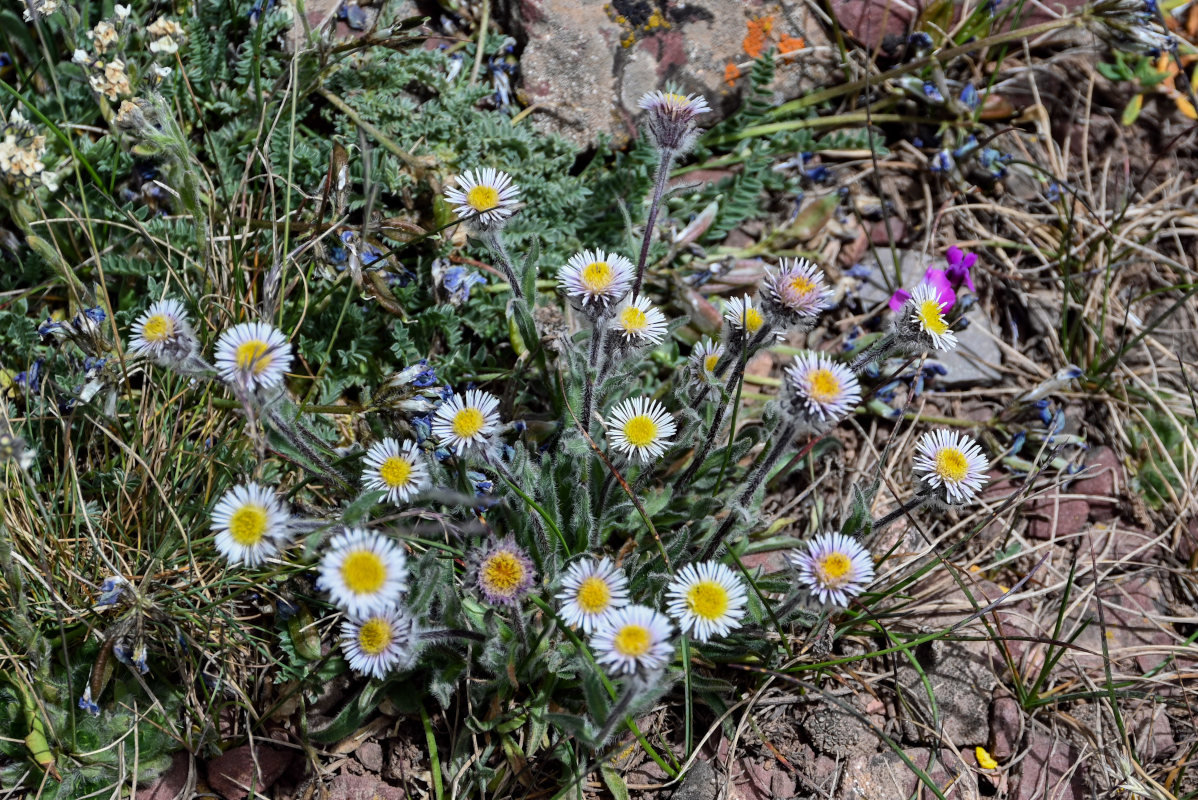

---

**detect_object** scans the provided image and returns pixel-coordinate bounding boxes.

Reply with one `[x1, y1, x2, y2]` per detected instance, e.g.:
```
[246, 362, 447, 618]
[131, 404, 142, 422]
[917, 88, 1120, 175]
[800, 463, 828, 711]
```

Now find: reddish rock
[206, 743, 293, 800]
[1010, 732, 1086, 800]
[869, 217, 906, 245]
[1072, 447, 1122, 520]
[1128, 703, 1174, 760]
[1080, 523, 1162, 565]
[1067, 577, 1172, 676]
[739, 548, 791, 575]
[326, 774, 404, 800]
[831, 0, 913, 52]
[842, 747, 979, 799]
[733, 758, 796, 800]
[356, 741, 384, 774]
[137, 752, 190, 800]
[1022, 491, 1089, 540]
[989, 693, 1023, 761]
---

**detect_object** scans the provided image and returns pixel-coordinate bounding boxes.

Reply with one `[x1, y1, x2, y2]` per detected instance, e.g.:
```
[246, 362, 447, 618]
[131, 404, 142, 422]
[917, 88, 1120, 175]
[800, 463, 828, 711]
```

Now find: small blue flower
[804, 165, 830, 182]
[1008, 431, 1027, 455]
[276, 598, 299, 621]
[78, 688, 100, 716]
[960, 84, 980, 111]
[930, 150, 955, 173]
[83, 307, 107, 324]
[907, 32, 933, 49]
[923, 82, 944, 102]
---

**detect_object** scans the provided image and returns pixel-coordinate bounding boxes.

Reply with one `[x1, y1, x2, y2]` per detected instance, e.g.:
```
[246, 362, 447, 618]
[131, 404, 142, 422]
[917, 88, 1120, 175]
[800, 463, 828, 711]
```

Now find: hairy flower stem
[870, 493, 930, 532]
[482, 228, 523, 300]
[595, 677, 642, 746]
[851, 331, 898, 372]
[580, 321, 607, 437]
[266, 407, 353, 492]
[632, 147, 675, 298]
[698, 421, 797, 561]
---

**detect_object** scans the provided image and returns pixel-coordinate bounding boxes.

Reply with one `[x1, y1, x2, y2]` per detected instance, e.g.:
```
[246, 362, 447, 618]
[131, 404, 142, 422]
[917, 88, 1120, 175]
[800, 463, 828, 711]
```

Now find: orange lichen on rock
[778, 34, 805, 54]
[724, 62, 741, 86]
[743, 16, 773, 59]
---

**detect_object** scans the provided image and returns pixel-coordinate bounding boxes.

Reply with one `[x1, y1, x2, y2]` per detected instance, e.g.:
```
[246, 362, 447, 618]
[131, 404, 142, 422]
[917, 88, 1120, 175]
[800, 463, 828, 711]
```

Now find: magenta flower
[887, 246, 977, 313]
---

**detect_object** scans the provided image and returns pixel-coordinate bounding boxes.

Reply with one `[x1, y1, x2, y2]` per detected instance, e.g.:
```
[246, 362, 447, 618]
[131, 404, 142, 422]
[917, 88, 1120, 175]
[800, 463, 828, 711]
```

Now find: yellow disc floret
[581, 261, 613, 292]
[807, 368, 842, 404]
[703, 353, 720, 373]
[451, 407, 486, 439]
[934, 448, 969, 483]
[357, 617, 393, 655]
[816, 552, 852, 584]
[228, 504, 268, 546]
[917, 300, 949, 335]
[466, 185, 499, 211]
[379, 456, 413, 489]
[235, 340, 273, 374]
[743, 307, 764, 332]
[622, 415, 658, 448]
[481, 552, 525, 594]
[142, 314, 173, 342]
[613, 624, 651, 657]
[576, 576, 612, 614]
[620, 305, 648, 331]
[685, 580, 730, 621]
[341, 550, 387, 595]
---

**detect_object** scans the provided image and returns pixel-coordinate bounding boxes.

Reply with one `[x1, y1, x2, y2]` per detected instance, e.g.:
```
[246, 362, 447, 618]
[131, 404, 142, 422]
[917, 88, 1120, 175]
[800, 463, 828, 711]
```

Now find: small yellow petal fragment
[975, 746, 998, 770]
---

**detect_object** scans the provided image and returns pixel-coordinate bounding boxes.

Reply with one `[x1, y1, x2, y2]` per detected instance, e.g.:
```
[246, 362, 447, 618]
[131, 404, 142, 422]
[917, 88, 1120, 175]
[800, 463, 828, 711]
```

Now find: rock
[1081, 523, 1161, 566]
[869, 217, 906, 245]
[326, 774, 405, 800]
[1181, 516, 1198, 565]
[206, 743, 293, 800]
[671, 759, 718, 800]
[501, 0, 833, 149]
[732, 758, 796, 800]
[842, 747, 979, 799]
[137, 752, 190, 800]
[1010, 731, 1086, 800]
[895, 640, 997, 747]
[989, 692, 1023, 761]
[356, 741, 384, 773]
[1071, 446, 1122, 520]
[1065, 577, 1172, 676]
[1022, 489, 1089, 540]
[739, 548, 792, 576]
[1128, 703, 1174, 760]
[855, 249, 1003, 387]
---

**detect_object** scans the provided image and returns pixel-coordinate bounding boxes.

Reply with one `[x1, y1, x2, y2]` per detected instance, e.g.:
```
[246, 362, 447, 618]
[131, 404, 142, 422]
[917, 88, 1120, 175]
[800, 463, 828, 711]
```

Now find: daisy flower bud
[790, 532, 875, 607]
[210, 482, 292, 567]
[444, 167, 521, 228]
[361, 437, 431, 505]
[604, 397, 677, 464]
[610, 294, 668, 348]
[432, 389, 501, 455]
[783, 351, 862, 430]
[591, 604, 675, 675]
[472, 536, 536, 606]
[556, 557, 630, 634]
[558, 249, 635, 313]
[665, 561, 748, 642]
[214, 321, 293, 393]
[689, 337, 723, 383]
[637, 89, 711, 153]
[317, 528, 409, 618]
[911, 429, 988, 505]
[340, 607, 423, 679]
[896, 282, 957, 353]
[760, 258, 833, 329]
[129, 298, 199, 366]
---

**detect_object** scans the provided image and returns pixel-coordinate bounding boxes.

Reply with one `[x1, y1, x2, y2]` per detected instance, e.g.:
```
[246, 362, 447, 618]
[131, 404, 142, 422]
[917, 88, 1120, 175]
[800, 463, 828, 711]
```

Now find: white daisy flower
[339, 607, 422, 679]
[665, 561, 748, 642]
[690, 337, 724, 378]
[783, 351, 862, 425]
[762, 258, 832, 324]
[361, 438, 430, 505]
[213, 321, 293, 392]
[637, 90, 711, 152]
[432, 389, 501, 455]
[558, 249, 635, 309]
[724, 295, 767, 336]
[912, 429, 989, 504]
[210, 482, 291, 567]
[317, 528, 408, 618]
[604, 396, 677, 464]
[790, 532, 875, 607]
[591, 604, 675, 675]
[906, 282, 958, 352]
[444, 167, 521, 227]
[637, 90, 711, 120]
[129, 298, 197, 363]
[611, 294, 668, 346]
[556, 557, 630, 634]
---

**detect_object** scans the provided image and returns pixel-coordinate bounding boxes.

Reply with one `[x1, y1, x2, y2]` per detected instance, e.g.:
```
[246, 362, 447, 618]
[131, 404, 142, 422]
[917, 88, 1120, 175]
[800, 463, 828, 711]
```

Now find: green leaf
[309, 682, 384, 743]
[510, 299, 539, 359]
[521, 238, 540, 301]
[600, 763, 630, 800]
[1121, 94, 1144, 127]
[286, 603, 323, 661]
[341, 490, 385, 526]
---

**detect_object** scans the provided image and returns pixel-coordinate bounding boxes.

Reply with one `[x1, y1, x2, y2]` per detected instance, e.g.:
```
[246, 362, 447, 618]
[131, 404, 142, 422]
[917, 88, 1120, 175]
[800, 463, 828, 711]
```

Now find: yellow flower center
[575, 576, 612, 614]
[466, 185, 499, 211]
[341, 550, 386, 595]
[703, 353, 720, 373]
[228, 504, 268, 546]
[916, 300, 949, 335]
[934, 447, 969, 483]
[234, 340, 273, 375]
[622, 415, 658, 448]
[481, 551, 525, 595]
[788, 275, 815, 295]
[451, 407, 486, 439]
[807, 368, 842, 405]
[379, 456, 413, 488]
[581, 261, 613, 292]
[357, 618, 393, 656]
[743, 307, 764, 332]
[613, 623, 651, 657]
[817, 552, 852, 584]
[685, 580, 730, 621]
[664, 92, 687, 105]
[620, 305, 648, 332]
[142, 314, 173, 342]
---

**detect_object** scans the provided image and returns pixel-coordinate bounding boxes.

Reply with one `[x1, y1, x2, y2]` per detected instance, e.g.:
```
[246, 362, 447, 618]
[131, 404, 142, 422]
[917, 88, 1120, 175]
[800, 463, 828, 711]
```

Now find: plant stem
[482, 228, 523, 300]
[632, 148, 674, 297]
[871, 493, 930, 532]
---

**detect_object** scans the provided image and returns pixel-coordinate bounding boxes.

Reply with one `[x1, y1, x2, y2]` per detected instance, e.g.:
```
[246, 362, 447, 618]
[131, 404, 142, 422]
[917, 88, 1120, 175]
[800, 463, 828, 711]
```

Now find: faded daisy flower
[637, 89, 710, 153]
[790, 532, 876, 607]
[473, 537, 536, 606]
[761, 258, 832, 328]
